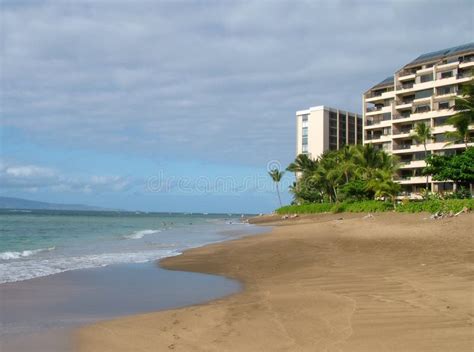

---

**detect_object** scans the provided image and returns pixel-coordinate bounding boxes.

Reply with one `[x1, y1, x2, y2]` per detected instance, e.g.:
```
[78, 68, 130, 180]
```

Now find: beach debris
[454, 207, 469, 217]
[281, 214, 299, 220]
[363, 213, 374, 219]
[430, 207, 469, 220]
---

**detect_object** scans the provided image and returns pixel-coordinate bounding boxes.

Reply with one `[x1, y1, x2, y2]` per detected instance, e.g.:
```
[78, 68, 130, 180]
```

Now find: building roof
[371, 76, 394, 90]
[405, 42, 474, 67]
[295, 105, 361, 116]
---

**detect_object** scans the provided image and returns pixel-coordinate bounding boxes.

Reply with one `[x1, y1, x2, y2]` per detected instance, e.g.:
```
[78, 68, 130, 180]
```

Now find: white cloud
[0, 161, 134, 194]
[1, 0, 473, 166]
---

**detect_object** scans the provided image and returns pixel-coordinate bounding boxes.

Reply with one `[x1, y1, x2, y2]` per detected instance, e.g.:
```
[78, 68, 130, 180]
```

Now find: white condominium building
[363, 43, 474, 194]
[295, 105, 362, 159]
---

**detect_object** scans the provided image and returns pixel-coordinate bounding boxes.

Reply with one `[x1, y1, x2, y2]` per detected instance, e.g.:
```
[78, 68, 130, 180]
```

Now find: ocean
[0, 209, 261, 284]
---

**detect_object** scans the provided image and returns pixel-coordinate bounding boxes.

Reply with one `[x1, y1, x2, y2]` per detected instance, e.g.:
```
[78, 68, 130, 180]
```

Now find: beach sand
[77, 212, 474, 351]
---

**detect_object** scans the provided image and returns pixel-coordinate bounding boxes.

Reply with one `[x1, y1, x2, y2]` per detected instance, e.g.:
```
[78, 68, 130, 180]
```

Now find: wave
[0, 247, 55, 260]
[123, 229, 161, 240]
[0, 249, 181, 284]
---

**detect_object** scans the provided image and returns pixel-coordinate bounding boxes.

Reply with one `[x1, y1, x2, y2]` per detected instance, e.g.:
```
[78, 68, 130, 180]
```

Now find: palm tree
[446, 78, 474, 148]
[311, 151, 342, 203]
[268, 168, 284, 207]
[412, 122, 432, 192]
[353, 144, 400, 200]
[337, 145, 358, 183]
[286, 154, 318, 175]
[365, 168, 401, 205]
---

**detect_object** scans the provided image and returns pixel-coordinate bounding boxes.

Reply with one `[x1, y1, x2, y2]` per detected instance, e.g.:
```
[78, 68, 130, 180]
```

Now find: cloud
[1, 0, 473, 166]
[0, 161, 134, 194]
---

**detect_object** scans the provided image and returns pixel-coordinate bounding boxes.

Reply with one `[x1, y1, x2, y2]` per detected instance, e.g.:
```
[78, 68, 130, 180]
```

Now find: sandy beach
[77, 212, 474, 351]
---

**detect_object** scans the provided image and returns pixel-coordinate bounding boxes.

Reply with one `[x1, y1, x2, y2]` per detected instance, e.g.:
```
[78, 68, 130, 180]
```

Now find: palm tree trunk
[424, 143, 429, 193]
[276, 183, 282, 207]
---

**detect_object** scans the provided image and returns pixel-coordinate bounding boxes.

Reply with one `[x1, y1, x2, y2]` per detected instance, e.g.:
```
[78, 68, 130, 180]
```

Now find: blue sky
[1, 0, 473, 213]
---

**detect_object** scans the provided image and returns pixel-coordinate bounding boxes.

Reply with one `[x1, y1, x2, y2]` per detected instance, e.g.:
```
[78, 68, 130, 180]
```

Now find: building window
[414, 105, 430, 114]
[302, 115, 308, 122]
[414, 89, 433, 100]
[438, 101, 450, 110]
[438, 85, 456, 95]
[434, 115, 450, 126]
[434, 134, 446, 143]
[440, 71, 453, 79]
[420, 73, 433, 83]
[302, 126, 308, 152]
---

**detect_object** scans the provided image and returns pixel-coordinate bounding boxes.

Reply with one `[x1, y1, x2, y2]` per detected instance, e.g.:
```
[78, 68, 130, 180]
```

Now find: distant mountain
[0, 196, 113, 211]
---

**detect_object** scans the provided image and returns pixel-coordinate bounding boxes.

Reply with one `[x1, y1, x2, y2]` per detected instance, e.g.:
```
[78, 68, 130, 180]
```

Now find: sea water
[0, 209, 260, 284]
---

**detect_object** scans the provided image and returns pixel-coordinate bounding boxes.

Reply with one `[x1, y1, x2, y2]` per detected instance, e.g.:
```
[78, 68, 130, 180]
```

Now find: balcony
[395, 101, 413, 110]
[398, 69, 417, 78]
[365, 116, 391, 126]
[392, 128, 413, 138]
[393, 144, 413, 151]
[397, 83, 414, 90]
[366, 106, 382, 112]
[366, 105, 392, 116]
[365, 90, 395, 102]
[459, 60, 474, 69]
[397, 176, 432, 185]
[399, 160, 426, 169]
[398, 73, 416, 81]
[412, 105, 431, 114]
[393, 114, 411, 121]
[365, 134, 391, 142]
[456, 72, 473, 79]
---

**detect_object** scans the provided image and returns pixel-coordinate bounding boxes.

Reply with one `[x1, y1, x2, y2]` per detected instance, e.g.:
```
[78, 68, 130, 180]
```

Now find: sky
[1, 0, 473, 213]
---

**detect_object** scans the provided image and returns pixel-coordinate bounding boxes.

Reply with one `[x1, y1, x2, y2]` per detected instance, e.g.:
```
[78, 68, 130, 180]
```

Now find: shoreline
[0, 220, 264, 352]
[77, 212, 474, 351]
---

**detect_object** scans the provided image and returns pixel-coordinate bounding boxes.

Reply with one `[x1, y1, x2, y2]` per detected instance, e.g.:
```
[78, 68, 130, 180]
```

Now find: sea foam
[123, 229, 161, 240]
[0, 249, 181, 284]
[0, 247, 55, 260]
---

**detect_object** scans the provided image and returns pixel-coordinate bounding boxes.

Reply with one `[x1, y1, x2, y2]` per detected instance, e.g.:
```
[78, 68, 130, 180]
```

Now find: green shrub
[276, 199, 474, 215]
[395, 199, 474, 213]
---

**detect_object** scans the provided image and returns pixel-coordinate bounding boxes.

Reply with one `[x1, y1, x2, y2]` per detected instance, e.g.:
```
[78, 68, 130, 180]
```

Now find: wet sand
[0, 262, 240, 352]
[77, 212, 474, 351]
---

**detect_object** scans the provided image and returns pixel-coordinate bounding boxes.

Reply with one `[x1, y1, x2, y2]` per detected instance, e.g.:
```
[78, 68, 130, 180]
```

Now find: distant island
[0, 196, 114, 211]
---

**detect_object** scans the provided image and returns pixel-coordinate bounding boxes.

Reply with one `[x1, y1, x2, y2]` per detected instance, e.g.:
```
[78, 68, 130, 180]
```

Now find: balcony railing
[366, 106, 385, 112]
[399, 69, 417, 77]
[393, 144, 413, 150]
[460, 56, 474, 63]
[366, 88, 394, 99]
[413, 106, 431, 114]
[457, 73, 472, 79]
[366, 117, 391, 126]
[396, 99, 415, 106]
[366, 134, 391, 141]
[393, 114, 411, 120]
[393, 128, 413, 135]
[397, 83, 414, 90]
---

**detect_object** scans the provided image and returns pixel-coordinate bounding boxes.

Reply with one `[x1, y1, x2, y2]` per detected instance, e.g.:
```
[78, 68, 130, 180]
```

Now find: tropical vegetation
[287, 144, 400, 204]
[423, 147, 474, 190]
[277, 199, 474, 215]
